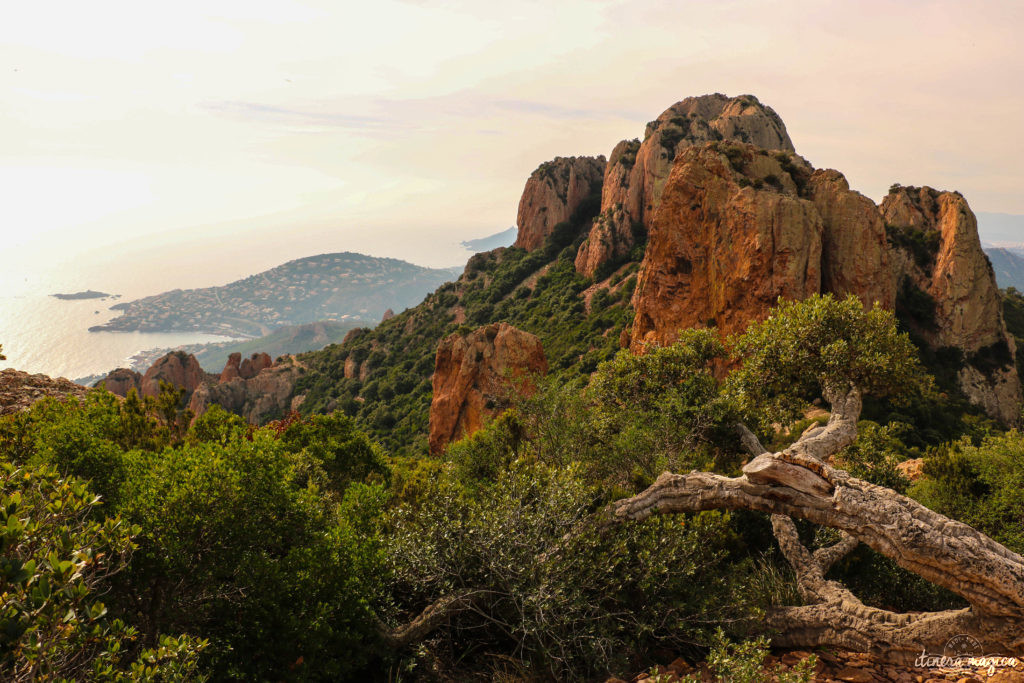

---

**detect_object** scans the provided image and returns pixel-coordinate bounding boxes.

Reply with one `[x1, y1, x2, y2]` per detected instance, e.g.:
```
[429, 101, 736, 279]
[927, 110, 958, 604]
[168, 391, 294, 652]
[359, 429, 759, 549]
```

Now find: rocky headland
[90, 252, 460, 338]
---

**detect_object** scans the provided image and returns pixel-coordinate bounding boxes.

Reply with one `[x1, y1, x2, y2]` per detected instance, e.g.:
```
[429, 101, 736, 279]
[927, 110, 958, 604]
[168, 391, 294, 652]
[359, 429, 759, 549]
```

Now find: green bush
[385, 460, 754, 680]
[911, 431, 1024, 554]
[0, 462, 206, 681]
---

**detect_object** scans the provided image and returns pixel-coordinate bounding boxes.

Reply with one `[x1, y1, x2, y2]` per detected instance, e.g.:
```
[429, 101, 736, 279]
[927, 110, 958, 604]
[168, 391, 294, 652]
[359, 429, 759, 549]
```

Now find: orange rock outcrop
[428, 322, 547, 453]
[139, 351, 207, 398]
[514, 156, 605, 251]
[576, 94, 795, 278]
[630, 143, 822, 347]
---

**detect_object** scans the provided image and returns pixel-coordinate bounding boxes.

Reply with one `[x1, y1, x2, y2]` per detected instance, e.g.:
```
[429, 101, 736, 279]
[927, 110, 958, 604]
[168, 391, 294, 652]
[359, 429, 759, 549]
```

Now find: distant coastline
[51, 290, 118, 300]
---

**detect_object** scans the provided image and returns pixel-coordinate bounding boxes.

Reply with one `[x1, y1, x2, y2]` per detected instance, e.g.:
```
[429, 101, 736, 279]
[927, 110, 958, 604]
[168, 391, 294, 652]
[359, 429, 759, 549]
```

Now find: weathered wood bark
[614, 385, 1024, 663]
[376, 589, 489, 650]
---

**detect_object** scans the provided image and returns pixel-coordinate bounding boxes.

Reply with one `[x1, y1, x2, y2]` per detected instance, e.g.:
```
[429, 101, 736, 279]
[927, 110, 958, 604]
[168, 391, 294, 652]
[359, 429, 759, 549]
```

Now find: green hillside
[91, 252, 461, 337]
[295, 191, 647, 455]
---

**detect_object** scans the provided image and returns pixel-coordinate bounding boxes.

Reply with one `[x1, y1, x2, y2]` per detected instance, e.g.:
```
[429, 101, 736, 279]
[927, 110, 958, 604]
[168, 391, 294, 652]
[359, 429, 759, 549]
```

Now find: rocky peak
[576, 94, 796, 278]
[220, 352, 243, 382]
[882, 185, 1020, 423]
[140, 351, 208, 398]
[98, 368, 143, 397]
[189, 356, 305, 424]
[239, 352, 273, 380]
[807, 169, 895, 310]
[428, 322, 547, 454]
[514, 156, 605, 251]
[625, 137, 1020, 423]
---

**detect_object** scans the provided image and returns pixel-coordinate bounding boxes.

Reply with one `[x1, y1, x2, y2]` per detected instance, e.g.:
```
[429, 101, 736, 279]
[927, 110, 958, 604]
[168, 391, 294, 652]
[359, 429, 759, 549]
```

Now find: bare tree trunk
[613, 385, 1024, 663]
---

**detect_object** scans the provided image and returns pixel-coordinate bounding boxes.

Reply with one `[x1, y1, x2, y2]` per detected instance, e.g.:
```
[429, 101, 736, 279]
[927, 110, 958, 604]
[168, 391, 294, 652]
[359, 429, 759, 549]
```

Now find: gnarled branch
[614, 387, 1024, 662]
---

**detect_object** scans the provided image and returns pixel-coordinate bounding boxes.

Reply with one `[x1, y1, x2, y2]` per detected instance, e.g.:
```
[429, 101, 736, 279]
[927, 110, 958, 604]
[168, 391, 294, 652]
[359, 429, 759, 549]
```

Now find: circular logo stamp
[944, 634, 983, 658]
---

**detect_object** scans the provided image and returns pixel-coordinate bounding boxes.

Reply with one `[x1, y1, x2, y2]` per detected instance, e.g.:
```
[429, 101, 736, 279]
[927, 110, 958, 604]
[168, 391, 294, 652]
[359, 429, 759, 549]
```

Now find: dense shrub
[385, 459, 755, 680]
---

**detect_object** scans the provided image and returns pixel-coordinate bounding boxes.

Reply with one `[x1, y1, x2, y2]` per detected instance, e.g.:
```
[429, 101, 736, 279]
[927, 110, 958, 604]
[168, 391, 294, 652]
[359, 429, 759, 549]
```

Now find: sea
[0, 229, 483, 383]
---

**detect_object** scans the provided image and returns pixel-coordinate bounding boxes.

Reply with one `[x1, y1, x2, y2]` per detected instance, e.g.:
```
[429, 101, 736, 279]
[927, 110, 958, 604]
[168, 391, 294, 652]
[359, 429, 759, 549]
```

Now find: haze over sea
[0, 225, 476, 382]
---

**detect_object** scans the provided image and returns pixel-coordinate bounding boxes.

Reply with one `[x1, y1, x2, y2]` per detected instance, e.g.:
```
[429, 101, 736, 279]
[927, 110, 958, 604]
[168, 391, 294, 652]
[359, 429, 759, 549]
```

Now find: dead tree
[613, 384, 1024, 663]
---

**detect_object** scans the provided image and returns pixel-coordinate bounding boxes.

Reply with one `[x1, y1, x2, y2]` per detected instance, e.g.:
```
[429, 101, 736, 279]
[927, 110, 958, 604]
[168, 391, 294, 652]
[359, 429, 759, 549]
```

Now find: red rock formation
[881, 185, 1021, 423]
[514, 156, 605, 251]
[0, 369, 89, 416]
[189, 356, 304, 424]
[220, 353, 242, 382]
[807, 169, 895, 309]
[139, 351, 207, 398]
[239, 352, 273, 380]
[99, 368, 142, 397]
[630, 143, 822, 348]
[577, 94, 795, 277]
[381, 308, 395, 322]
[429, 322, 547, 454]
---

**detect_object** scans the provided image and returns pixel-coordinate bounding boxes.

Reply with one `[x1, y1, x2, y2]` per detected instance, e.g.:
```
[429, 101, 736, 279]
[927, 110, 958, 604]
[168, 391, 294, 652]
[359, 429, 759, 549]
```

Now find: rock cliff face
[428, 323, 547, 454]
[881, 185, 1020, 423]
[0, 369, 89, 416]
[808, 169, 895, 310]
[514, 156, 605, 251]
[188, 357, 305, 424]
[630, 143, 822, 346]
[99, 368, 142, 397]
[576, 94, 795, 278]
[140, 351, 208, 398]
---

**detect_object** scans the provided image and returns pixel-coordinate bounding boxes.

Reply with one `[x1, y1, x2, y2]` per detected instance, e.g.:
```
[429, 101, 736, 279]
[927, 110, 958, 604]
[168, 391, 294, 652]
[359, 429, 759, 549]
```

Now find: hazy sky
[3, 0, 1023, 275]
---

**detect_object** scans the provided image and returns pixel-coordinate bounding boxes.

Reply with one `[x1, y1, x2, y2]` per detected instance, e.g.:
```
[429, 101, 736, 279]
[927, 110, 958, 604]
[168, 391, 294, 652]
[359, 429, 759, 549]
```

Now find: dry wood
[614, 386, 1024, 662]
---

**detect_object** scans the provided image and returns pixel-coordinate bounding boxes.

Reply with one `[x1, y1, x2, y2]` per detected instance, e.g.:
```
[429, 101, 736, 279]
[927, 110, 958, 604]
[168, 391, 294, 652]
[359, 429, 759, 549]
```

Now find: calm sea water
[0, 294, 234, 381]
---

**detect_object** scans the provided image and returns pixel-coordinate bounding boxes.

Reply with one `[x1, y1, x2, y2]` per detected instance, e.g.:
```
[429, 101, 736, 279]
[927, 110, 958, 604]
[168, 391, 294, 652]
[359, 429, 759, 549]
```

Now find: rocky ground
[0, 368, 88, 416]
[615, 649, 1024, 682]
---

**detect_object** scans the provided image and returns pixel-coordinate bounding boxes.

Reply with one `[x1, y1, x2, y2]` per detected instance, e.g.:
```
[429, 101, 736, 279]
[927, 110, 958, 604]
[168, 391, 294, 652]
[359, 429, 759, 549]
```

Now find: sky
[2, 0, 1023, 282]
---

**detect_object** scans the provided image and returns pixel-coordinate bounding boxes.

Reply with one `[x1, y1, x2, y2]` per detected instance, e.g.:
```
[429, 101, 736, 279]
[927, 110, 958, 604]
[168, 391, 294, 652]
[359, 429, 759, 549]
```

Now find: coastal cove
[0, 293, 239, 382]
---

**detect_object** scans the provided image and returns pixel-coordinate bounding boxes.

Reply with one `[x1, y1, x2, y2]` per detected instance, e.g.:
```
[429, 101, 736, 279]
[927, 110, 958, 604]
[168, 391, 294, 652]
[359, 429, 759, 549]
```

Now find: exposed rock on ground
[625, 140, 1020, 421]
[188, 357, 305, 424]
[883, 185, 1021, 424]
[0, 369, 89, 416]
[428, 322, 547, 453]
[630, 142, 822, 345]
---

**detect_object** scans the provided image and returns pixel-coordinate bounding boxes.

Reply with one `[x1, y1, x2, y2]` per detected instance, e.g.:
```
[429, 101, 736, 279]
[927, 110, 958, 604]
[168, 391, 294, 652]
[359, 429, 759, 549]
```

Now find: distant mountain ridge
[985, 247, 1024, 291]
[977, 211, 1024, 245]
[90, 252, 460, 338]
[461, 227, 517, 252]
